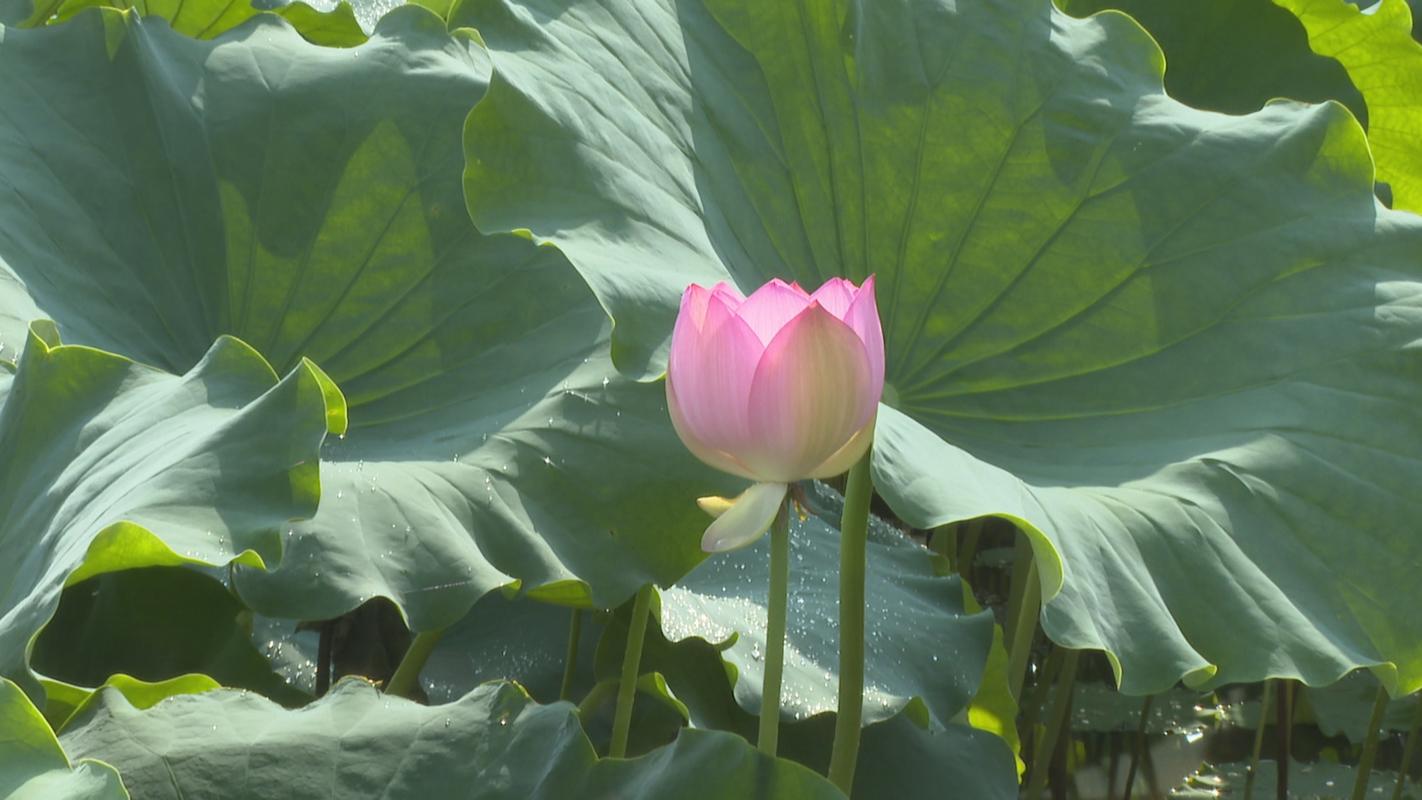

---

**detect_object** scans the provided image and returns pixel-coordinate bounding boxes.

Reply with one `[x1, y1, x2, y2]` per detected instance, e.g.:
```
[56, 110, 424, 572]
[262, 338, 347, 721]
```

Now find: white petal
[700, 482, 788, 553]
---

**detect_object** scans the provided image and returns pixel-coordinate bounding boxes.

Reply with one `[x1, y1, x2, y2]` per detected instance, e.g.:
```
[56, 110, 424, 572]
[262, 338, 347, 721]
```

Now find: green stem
[1019, 644, 1064, 749]
[929, 523, 957, 572]
[1006, 536, 1041, 702]
[1244, 680, 1274, 800]
[576, 678, 618, 718]
[827, 451, 873, 793]
[1026, 648, 1080, 800]
[1352, 683, 1390, 800]
[385, 628, 445, 699]
[559, 609, 584, 701]
[1277, 679, 1294, 800]
[958, 519, 984, 576]
[609, 584, 653, 758]
[758, 499, 792, 756]
[1392, 699, 1422, 800]
[1122, 694, 1153, 800]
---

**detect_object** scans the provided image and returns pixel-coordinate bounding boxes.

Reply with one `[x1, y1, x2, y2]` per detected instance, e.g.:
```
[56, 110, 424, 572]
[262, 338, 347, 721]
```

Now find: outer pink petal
[807, 418, 875, 479]
[809, 277, 857, 320]
[844, 275, 884, 402]
[666, 292, 767, 476]
[735, 278, 813, 344]
[667, 379, 760, 480]
[710, 282, 745, 311]
[678, 283, 715, 334]
[740, 303, 875, 481]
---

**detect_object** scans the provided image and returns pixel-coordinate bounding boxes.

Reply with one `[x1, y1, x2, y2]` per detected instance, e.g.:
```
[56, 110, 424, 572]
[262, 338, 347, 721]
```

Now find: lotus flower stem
[1392, 699, 1422, 800]
[958, 519, 984, 576]
[1121, 693, 1153, 800]
[1025, 648, 1080, 800]
[1005, 536, 1041, 701]
[929, 523, 956, 572]
[560, 609, 584, 701]
[1351, 683, 1390, 800]
[758, 499, 791, 755]
[1018, 644, 1064, 749]
[1243, 680, 1274, 800]
[1277, 679, 1295, 800]
[610, 584, 653, 758]
[827, 451, 873, 792]
[385, 628, 445, 699]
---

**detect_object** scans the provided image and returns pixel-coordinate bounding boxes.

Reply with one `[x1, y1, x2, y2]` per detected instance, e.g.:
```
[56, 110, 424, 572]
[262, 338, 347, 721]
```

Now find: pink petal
[710, 282, 745, 311]
[807, 419, 875, 479]
[701, 481, 787, 553]
[666, 293, 767, 477]
[667, 380, 759, 480]
[736, 279, 813, 344]
[676, 284, 715, 339]
[740, 303, 876, 481]
[845, 275, 885, 396]
[809, 278, 857, 320]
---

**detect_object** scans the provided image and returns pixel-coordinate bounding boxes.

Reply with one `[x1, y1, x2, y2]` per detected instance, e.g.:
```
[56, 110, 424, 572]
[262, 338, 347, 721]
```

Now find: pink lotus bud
[666, 277, 884, 552]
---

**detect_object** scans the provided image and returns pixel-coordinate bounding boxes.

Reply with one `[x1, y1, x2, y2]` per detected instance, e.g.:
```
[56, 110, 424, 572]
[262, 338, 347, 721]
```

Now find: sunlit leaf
[1277, 0, 1422, 211]
[59, 680, 843, 799]
[0, 7, 730, 643]
[460, 0, 1422, 695]
[0, 678, 126, 799]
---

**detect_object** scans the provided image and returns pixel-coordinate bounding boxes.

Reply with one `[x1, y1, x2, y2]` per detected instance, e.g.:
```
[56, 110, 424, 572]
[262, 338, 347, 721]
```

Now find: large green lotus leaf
[658, 481, 992, 727]
[59, 679, 843, 799]
[0, 679, 126, 800]
[0, 8, 730, 631]
[459, 0, 1422, 695]
[1058, 0, 1363, 117]
[41, 674, 220, 734]
[1276, 0, 1422, 211]
[31, 567, 305, 707]
[0, 324, 336, 700]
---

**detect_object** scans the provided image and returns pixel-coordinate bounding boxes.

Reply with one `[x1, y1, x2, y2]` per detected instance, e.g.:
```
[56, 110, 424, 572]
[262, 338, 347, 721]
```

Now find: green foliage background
[1, 0, 1421, 796]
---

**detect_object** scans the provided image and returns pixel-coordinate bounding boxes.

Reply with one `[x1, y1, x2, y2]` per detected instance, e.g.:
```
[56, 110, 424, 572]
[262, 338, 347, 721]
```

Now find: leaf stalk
[385, 628, 445, 699]
[758, 499, 792, 755]
[827, 451, 873, 792]
[609, 584, 653, 758]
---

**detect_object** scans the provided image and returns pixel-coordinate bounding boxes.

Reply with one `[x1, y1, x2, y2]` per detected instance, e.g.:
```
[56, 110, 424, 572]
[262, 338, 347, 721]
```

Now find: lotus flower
[667, 277, 884, 552]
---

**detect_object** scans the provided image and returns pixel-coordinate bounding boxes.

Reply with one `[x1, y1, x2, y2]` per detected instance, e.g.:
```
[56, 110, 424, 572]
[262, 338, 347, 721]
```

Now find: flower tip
[696, 495, 736, 519]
